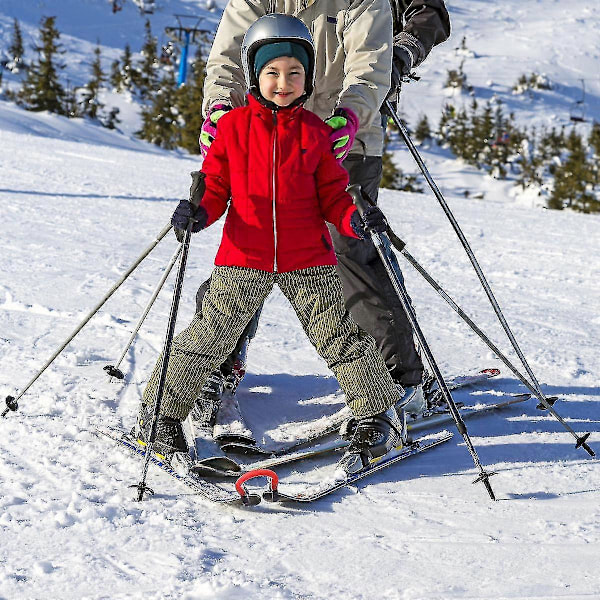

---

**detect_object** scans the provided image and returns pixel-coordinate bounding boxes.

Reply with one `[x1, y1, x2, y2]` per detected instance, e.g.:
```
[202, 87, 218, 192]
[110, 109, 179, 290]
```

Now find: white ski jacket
[203, 0, 393, 156]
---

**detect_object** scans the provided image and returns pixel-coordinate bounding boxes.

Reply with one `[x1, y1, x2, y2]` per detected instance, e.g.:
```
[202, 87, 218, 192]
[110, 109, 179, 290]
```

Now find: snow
[1, 1, 600, 599]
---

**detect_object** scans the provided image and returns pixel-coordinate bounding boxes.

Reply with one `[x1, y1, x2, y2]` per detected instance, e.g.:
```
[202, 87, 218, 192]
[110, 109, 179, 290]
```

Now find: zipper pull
[272, 110, 278, 126]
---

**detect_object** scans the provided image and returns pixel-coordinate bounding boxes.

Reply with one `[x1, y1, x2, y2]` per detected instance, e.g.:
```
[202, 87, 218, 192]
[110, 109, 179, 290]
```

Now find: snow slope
[1, 0, 600, 599]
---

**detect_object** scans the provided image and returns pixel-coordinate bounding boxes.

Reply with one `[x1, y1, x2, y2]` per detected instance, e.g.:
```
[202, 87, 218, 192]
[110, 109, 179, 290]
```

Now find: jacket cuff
[341, 206, 361, 239]
[394, 32, 426, 67]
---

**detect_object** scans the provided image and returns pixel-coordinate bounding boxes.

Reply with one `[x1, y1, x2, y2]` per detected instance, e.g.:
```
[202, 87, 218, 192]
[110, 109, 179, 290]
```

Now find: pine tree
[136, 20, 159, 98]
[414, 114, 432, 144]
[137, 67, 179, 148]
[18, 16, 67, 114]
[380, 129, 422, 192]
[109, 59, 122, 91]
[380, 127, 402, 189]
[588, 121, 600, 155]
[102, 107, 121, 130]
[175, 44, 207, 154]
[80, 45, 105, 119]
[63, 81, 80, 118]
[549, 131, 598, 212]
[539, 126, 566, 174]
[110, 44, 135, 93]
[588, 122, 600, 187]
[444, 60, 470, 92]
[7, 18, 25, 73]
[437, 103, 456, 146]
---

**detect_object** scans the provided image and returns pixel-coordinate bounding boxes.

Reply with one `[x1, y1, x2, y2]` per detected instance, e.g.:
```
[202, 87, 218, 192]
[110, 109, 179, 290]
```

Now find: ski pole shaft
[105, 244, 182, 380]
[134, 224, 193, 501]
[349, 185, 497, 500]
[393, 237, 593, 454]
[2, 223, 172, 418]
[389, 232, 537, 393]
[385, 100, 594, 457]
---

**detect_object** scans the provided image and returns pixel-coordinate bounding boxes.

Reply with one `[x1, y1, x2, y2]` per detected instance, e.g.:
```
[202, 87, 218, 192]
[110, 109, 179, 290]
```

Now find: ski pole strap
[235, 469, 279, 504]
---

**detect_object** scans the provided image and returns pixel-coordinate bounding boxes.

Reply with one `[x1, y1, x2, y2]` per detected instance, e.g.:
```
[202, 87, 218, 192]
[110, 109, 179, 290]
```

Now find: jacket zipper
[272, 110, 278, 272]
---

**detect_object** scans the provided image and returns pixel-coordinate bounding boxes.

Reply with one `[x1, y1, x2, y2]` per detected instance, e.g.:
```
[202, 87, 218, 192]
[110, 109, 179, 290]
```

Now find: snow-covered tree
[6, 18, 25, 73]
[137, 68, 179, 149]
[80, 45, 105, 119]
[110, 44, 135, 93]
[136, 20, 159, 99]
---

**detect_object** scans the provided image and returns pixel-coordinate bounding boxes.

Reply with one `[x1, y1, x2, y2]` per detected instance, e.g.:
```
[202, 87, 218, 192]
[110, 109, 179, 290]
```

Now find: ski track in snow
[1, 0, 600, 598]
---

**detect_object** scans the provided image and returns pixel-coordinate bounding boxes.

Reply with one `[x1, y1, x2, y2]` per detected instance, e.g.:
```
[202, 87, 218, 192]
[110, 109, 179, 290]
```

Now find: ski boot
[338, 406, 407, 475]
[396, 384, 426, 420]
[191, 370, 225, 428]
[132, 404, 189, 465]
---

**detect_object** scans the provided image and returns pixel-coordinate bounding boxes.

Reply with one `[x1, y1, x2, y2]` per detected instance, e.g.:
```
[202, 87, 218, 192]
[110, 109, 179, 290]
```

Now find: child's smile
[258, 56, 306, 107]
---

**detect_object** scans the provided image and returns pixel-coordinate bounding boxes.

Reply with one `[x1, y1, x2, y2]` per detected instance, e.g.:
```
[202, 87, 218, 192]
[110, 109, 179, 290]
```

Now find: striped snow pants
[142, 265, 400, 420]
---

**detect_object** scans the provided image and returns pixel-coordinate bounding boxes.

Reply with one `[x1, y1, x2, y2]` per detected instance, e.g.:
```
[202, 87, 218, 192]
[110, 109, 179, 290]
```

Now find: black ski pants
[195, 154, 423, 386]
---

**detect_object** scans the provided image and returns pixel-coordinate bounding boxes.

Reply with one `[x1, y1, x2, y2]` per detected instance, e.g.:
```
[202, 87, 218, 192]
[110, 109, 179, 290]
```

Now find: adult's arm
[393, 0, 451, 67]
[338, 0, 394, 132]
[202, 0, 266, 116]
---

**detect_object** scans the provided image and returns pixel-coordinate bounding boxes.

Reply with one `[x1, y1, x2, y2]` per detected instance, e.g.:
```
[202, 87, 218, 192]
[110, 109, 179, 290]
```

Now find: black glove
[172, 200, 208, 241]
[391, 45, 413, 91]
[350, 206, 388, 239]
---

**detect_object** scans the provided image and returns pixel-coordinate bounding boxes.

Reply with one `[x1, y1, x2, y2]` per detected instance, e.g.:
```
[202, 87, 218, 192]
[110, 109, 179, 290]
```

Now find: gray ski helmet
[242, 14, 315, 97]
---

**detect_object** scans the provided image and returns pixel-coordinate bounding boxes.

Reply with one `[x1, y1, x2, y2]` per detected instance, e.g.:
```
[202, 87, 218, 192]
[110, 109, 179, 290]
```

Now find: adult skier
[194, 0, 451, 423]
[135, 15, 406, 474]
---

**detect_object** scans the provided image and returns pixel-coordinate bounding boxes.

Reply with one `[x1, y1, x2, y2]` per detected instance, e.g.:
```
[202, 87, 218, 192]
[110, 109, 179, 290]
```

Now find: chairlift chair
[570, 79, 587, 123]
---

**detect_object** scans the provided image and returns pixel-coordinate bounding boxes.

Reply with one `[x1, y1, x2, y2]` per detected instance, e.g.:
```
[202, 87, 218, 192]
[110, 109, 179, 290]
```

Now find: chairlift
[165, 15, 212, 86]
[569, 79, 587, 123]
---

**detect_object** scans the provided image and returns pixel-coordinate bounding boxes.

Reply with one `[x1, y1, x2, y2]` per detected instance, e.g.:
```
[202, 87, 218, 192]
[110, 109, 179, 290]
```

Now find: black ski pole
[387, 229, 549, 399]
[133, 173, 205, 501]
[384, 99, 594, 458]
[104, 244, 182, 380]
[2, 223, 172, 418]
[348, 185, 497, 500]
[359, 190, 558, 405]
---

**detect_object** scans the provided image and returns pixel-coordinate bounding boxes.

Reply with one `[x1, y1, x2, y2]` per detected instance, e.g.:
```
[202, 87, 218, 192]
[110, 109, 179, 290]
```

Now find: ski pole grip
[347, 184, 371, 217]
[189, 171, 206, 208]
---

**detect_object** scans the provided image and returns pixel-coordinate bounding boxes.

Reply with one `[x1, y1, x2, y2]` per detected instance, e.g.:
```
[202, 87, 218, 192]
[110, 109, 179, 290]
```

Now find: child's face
[258, 56, 306, 107]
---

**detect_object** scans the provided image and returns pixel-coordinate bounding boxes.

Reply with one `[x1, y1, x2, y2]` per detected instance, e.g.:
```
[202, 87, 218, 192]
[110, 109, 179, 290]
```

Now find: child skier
[135, 14, 406, 475]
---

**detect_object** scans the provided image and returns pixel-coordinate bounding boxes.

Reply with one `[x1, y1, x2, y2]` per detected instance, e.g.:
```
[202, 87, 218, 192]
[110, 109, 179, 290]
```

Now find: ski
[261, 432, 454, 503]
[94, 425, 260, 505]
[216, 368, 502, 457]
[213, 388, 256, 447]
[197, 392, 530, 477]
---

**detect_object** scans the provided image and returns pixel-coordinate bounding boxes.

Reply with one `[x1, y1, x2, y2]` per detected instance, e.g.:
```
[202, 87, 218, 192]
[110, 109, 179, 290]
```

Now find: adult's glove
[172, 200, 208, 242]
[350, 206, 388, 239]
[390, 45, 414, 92]
[324, 107, 359, 163]
[199, 103, 232, 158]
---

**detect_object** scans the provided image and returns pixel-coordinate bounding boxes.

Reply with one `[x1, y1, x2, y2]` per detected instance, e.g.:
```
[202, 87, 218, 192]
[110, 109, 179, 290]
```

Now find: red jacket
[200, 94, 359, 273]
